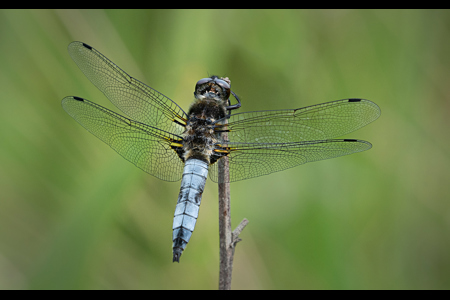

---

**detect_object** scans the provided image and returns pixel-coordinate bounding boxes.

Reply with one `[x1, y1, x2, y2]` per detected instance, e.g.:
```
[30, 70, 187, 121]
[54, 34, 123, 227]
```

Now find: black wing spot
[348, 98, 362, 102]
[73, 96, 84, 101]
[82, 43, 93, 50]
[127, 76, 133, 84]
[343, 139, 357, 142]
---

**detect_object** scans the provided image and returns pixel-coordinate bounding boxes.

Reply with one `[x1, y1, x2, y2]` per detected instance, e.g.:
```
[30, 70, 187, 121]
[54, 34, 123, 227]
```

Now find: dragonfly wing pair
[63, 42, 381, 184]
[209, 99, 380, 182]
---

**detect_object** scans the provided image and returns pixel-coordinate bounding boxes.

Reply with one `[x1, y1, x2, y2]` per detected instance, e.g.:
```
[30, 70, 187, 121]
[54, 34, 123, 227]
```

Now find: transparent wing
[215, 99, 380, 144]
[68, 41, 188, 136]
[62, 96, 184, 182]
[209, 139, 372, 183]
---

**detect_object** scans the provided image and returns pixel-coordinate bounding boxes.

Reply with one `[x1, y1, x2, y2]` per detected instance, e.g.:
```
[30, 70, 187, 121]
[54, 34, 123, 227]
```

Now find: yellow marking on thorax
[214, 149, 230, 154]
[170, 142, 183, 148]
[173, 115, 187, 126]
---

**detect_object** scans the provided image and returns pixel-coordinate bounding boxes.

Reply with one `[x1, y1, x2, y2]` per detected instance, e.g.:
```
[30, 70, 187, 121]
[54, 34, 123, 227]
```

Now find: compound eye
[214, 79, 230, 90]
[196, 78, 211, 86]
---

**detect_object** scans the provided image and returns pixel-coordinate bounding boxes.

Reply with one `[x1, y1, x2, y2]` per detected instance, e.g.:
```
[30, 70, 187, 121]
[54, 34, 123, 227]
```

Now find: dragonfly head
[194, 76, 231, 104]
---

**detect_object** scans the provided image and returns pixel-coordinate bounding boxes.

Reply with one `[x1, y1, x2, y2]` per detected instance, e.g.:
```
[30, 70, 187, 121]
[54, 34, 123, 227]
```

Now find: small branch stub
[232, 218, 249, 247]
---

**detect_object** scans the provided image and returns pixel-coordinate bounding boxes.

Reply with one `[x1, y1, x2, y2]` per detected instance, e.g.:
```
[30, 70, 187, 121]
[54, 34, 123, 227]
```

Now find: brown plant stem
[218, 78, 249, 290]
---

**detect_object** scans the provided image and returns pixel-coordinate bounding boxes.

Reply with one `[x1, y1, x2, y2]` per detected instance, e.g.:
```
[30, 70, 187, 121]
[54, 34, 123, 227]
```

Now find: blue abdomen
[172, 159, 209, 262]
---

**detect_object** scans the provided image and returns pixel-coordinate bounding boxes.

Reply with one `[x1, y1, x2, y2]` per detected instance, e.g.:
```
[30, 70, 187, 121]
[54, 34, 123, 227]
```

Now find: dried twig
[218, 78, 248, 290]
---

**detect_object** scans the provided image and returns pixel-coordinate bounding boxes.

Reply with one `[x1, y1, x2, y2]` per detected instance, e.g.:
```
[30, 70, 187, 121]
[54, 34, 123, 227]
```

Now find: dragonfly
[62, 41, 381, 263]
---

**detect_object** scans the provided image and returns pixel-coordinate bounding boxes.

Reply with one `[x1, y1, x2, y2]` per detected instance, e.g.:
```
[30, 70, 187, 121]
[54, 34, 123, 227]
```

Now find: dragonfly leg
[225, 91, 241, 113]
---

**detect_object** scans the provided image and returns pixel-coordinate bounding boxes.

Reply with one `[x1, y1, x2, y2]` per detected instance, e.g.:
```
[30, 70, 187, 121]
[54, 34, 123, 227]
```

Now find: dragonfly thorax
[183, 101, 223, 164]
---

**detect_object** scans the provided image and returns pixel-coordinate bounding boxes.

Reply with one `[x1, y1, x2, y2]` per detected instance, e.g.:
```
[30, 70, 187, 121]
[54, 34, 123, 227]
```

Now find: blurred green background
[0, 9, 449, 289]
